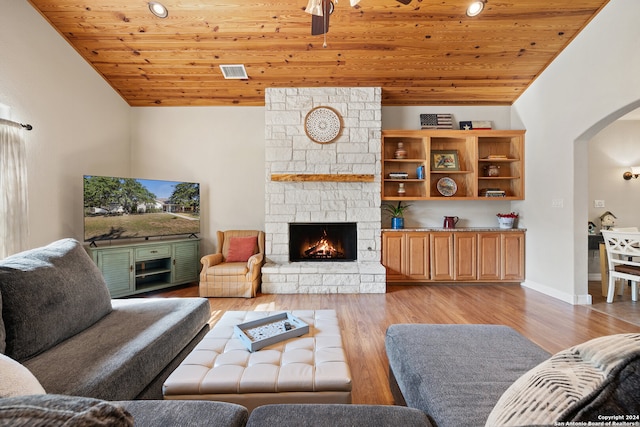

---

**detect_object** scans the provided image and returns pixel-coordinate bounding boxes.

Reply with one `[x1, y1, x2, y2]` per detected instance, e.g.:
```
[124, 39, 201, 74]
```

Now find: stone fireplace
[262, 87, 386, 294]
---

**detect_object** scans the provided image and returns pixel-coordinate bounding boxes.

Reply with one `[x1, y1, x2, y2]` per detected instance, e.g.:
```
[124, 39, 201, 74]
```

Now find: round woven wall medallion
[304, 106, 343, 144]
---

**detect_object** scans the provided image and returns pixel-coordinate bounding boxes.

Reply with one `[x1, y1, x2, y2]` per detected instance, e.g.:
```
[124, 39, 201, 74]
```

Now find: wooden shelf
[381, 130, 525, 201]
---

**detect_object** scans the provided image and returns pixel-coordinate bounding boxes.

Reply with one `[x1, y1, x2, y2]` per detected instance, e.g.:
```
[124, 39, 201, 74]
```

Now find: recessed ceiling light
[466, 1, 486, 17]
[148, 2, 168, 18]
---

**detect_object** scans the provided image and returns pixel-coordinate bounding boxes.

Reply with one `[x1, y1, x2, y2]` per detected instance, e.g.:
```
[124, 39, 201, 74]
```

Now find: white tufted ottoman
[162, 310, 352, 411]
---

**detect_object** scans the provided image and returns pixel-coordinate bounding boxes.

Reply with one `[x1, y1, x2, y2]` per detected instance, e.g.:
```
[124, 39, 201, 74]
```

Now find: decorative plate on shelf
[304, 106, 343, 144]
[437, 177, 457, 196]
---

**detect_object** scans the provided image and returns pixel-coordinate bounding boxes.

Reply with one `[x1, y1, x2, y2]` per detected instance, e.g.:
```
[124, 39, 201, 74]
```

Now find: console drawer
[135, 245, 171, 261]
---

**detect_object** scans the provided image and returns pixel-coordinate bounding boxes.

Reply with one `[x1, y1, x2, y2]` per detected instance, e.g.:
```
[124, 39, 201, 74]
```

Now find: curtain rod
[0, 118, 33, 131]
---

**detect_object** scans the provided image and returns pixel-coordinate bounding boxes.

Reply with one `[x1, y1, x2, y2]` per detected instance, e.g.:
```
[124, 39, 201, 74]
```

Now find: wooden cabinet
[502, 232, 525, 280]
[454, 233, 477, 281]
[477, 232, 525, 281]
[477, 233, 501, 280]
[383, 230, 524, 283]
[430, 232, 453, 281]
[406, 233, 430, 280]
[382, 231, 429, 281]
[88, 238, 200, 297]
[382, 130, 524, 201]
[381, 232, 405, 280]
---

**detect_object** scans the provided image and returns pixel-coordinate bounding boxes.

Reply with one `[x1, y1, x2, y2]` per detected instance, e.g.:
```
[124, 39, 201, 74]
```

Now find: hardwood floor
[588, 280, 640, 326]
[148, 282, 640, 406]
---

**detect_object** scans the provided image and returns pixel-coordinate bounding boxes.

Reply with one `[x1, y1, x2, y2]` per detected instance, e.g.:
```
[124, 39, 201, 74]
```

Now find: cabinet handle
[150, 250, 158, 254]
[130, 265, 133, 272]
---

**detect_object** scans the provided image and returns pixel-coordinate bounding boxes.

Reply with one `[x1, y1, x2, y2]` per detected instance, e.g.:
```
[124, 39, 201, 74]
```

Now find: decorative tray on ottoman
[234, 312, 310, 352]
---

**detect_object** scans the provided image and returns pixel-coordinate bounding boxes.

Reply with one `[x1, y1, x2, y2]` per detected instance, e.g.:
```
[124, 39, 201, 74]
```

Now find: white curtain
[0, 120, 29, 259]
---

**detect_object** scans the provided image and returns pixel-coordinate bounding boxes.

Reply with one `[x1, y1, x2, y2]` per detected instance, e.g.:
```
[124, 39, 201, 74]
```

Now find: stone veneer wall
[262, 87, 386, 293]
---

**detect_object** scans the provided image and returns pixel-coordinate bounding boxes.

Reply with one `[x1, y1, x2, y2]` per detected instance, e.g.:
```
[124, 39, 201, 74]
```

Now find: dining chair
[601, 230, 640, 303]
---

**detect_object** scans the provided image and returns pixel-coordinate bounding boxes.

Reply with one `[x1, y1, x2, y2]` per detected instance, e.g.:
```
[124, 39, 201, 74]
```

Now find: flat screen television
[83, 175, 200, 243]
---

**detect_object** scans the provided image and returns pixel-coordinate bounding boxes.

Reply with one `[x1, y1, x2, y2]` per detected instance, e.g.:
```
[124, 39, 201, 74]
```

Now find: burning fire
[303, 230, 343, 259]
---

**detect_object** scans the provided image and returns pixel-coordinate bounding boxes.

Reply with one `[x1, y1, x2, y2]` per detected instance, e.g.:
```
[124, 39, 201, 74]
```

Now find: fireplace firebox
[289, 222, 357, 262]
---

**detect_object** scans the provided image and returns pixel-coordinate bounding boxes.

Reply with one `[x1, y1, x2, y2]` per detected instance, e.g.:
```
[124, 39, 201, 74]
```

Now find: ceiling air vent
[219, 64, 248, 80]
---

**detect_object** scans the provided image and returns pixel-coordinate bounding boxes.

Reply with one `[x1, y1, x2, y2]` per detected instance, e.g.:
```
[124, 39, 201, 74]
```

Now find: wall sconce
[623, 166, 640, 180]
[466, 0, 487, 17]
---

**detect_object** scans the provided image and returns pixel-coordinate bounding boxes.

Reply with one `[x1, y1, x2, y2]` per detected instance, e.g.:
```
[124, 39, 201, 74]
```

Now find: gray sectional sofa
[386, 324, 640, 427]
[0, 238, 210, 401]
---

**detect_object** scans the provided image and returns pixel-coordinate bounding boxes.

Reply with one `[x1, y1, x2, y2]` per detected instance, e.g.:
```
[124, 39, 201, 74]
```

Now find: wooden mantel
[270, 174, 375, 182]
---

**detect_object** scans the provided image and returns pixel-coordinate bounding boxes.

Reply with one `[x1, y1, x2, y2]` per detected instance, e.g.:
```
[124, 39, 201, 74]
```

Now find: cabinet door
[172, 240, 200, 284]
[95, 248, 134, 297]
[430, 232, 454, 281]
[382, 232, 405, 280]
[454, 233, 477, 281]
[406, 232, 429, 280]
[477, 233, 501, 280]
[502, 232, 525, 280]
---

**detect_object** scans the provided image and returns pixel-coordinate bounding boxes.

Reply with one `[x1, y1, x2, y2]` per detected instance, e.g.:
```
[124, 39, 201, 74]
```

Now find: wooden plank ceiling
[28, 0, 609, 107]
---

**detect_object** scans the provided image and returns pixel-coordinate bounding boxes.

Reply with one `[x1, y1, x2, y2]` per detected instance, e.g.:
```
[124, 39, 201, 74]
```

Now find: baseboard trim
[522, 280, 592, 305]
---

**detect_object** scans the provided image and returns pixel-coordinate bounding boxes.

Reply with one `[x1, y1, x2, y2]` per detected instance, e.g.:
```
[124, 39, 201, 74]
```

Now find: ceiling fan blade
[311, 0, 333, 36]
[396, 0, 412, 4]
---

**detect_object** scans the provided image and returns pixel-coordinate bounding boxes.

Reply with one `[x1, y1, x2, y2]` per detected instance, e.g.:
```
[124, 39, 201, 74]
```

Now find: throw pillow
[0, 394, 133, 426]
[0, 354, 46, 397]
[226, 236, 258, 262]
[485, 333, 640, 426]
[0, 238, 113, 362]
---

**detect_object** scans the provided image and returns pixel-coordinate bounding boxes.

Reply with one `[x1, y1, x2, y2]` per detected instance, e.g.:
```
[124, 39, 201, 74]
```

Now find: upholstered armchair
[199, 230, 265, 298]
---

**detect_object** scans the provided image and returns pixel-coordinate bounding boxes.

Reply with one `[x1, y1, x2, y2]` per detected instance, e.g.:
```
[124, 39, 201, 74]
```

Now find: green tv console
[87, 238, 200, 298]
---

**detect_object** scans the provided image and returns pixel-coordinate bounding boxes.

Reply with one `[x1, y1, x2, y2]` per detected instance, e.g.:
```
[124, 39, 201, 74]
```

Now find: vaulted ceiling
[28, 0, 609, 107]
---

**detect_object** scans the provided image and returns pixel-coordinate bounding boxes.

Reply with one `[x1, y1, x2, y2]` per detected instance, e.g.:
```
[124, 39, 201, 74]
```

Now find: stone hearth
[262, 87, 386, 294]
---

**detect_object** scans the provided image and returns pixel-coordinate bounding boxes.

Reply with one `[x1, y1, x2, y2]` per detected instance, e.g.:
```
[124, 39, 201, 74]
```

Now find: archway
[573, 99, 640, 301]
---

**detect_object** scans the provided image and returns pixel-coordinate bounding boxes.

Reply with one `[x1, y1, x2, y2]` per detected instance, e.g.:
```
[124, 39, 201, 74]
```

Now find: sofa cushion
[0, 394, 132, 426]
[486, 333, 640, 426]
[117, 400, 248, 427]
[0, 238, 112, 361]
[226, 236, 258, 262]
[0, 354, 45, 397]
[385, 324, 551, 427]
[23, 297, 210, 401]
[209, 262, 250, 276]
[246, 404, 433, 427]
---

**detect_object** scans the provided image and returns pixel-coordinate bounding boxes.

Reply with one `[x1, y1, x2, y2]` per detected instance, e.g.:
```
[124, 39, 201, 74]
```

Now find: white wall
[130, 107, 265, 256]
[588, 119, 640, 228]
[513, 0, 640, 304]
[0, 1, 130, 249]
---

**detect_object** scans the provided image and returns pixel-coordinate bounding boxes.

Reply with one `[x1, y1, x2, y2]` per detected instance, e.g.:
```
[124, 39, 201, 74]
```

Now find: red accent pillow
[226, 236, 258, 262]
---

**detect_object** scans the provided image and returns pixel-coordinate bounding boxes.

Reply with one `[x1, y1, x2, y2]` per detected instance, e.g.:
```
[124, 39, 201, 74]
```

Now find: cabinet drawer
[135, 245, 171, 260]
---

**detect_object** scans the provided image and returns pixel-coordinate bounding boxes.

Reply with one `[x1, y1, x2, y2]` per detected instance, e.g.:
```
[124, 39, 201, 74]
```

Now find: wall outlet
[552, 198, 564, 208]
[594, 200, 605, 208]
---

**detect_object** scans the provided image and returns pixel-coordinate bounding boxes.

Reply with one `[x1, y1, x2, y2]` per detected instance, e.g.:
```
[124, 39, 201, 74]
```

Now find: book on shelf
[388, 172, 409, 179]
[420, 113, 453, 129]
[483, 154, 509, 160]
[479, 188, 506, 197]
